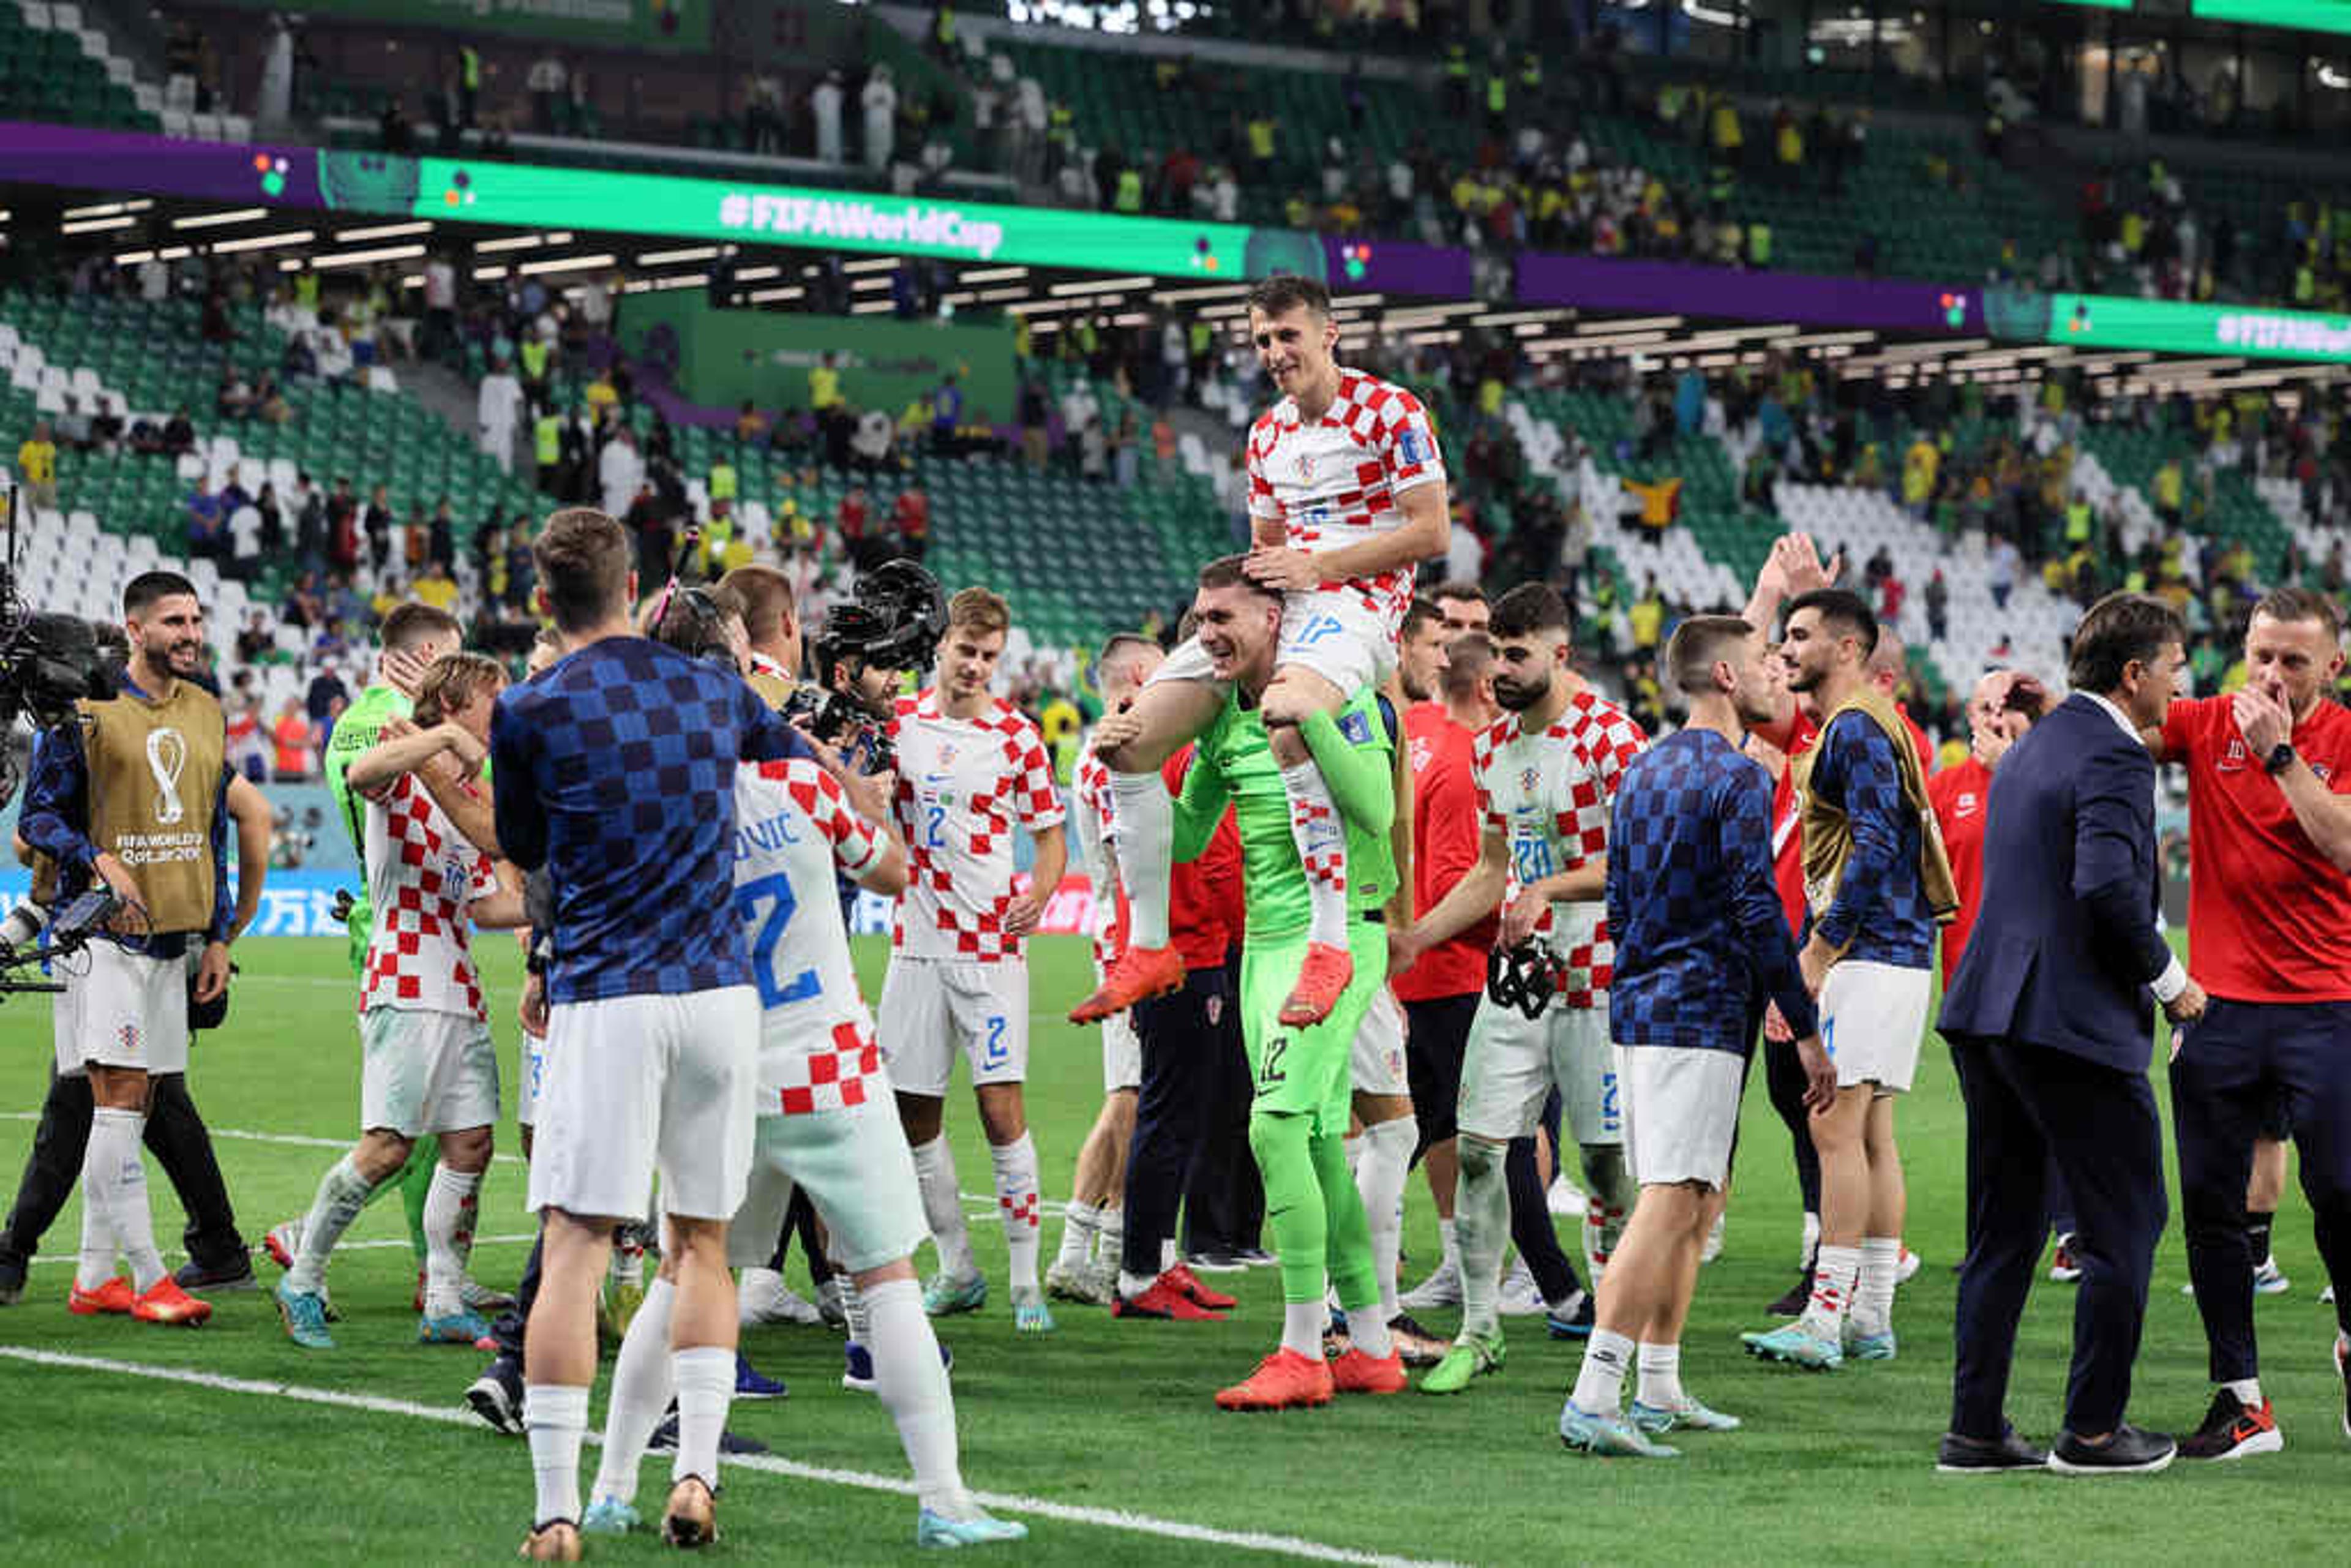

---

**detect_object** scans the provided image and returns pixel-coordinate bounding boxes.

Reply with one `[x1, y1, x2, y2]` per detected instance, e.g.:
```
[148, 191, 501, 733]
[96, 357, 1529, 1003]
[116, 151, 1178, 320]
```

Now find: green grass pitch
[2, 935, 2347, 1565]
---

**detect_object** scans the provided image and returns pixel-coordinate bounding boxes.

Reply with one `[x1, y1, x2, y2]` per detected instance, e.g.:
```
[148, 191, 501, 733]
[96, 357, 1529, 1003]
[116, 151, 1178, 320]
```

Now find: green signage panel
[203, 0, 709, 50]
[329, 152, 1265, 279]
[617, 291, 1019, 422]
[2044, 292, 2351, 362]
[2192, 0, 2351, 34]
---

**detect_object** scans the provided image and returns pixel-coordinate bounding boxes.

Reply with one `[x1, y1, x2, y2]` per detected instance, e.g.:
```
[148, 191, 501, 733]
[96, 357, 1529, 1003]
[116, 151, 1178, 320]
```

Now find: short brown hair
[1245, 274, 1330, 320]
[1439, 632, 1494, 701]
[1400, 597, 1444, 639]
[947, 586, 1010, 638]
[2251, 585, 2342, 640]
[380, 601, 463, 653]
[718, 564, 797, 645]
[1666, 615, 1755, 696]
[2069, 591, 2186, 694]
[1432, 580, 1488, 609]
[1197, 554, 1276, 597]
[411, 651, 507, 727]
[533, 508, 633, 634]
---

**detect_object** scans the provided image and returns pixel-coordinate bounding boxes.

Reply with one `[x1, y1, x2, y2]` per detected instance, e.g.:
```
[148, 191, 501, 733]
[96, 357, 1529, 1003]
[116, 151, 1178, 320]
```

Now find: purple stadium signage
[1515, 252, 1984, 336]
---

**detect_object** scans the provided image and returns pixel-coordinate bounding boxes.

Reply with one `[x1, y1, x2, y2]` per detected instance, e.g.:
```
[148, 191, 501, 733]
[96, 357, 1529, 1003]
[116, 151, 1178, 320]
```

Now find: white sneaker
[1897, 1246, 1922, 1284]
[1400, 1257, 1463, 1311]
[2254, 1256, 2291, 1296]
[1701, 1212, 1726, 1266]
[2322, 1284, 2336, 1305]
[738, 1266, 822, 1327]
[1548, 1175, 1587, 1217]
[1497, 1259, 1544, 1317]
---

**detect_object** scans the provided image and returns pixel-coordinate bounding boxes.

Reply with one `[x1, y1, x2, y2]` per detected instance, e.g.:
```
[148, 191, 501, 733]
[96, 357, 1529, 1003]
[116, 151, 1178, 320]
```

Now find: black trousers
[1506, 1129, 1583, 1306]
[2172, 999, 2351, 1379]
[487, 1225, 544, 1363]
[1949, 1035, 2165, 1441]
[1180, 953, 1262, 1258]
[1, 1067, 247, 1269]
[1402, 991, 1478, 1158]
[1120, 964, 1232, 1277]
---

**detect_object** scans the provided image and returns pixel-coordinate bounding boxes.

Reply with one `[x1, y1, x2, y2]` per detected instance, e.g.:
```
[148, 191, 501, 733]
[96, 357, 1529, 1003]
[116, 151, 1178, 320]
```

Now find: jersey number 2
[733, 872, 822, 1008]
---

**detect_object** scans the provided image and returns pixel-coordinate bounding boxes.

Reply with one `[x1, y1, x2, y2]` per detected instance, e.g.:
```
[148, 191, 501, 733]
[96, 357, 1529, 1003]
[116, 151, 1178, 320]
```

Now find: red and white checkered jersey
[1245, 367, 1445, 634]
[1072, 739, 1120, 964]
[887, 691, 1067, 962]
[1471, 689, 1649, 1007]
[732, 757, 888, 1115]
[360, 772, 495, 1019]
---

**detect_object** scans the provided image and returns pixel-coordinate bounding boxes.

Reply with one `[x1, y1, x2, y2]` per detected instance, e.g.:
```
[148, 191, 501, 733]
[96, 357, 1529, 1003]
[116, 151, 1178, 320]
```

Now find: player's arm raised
[2232, 685, 2351, 872]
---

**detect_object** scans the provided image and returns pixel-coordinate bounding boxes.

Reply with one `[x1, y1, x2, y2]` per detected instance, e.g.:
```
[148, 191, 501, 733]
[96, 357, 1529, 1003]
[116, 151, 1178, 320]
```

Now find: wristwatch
[2265, 741, 2297, 775]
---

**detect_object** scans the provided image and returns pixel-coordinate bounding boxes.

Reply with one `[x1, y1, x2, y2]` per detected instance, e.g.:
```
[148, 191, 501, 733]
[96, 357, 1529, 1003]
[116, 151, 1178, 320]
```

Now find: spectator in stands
[89, 397, 123, 454]
[598, 425, 645, 519]
[363, 483, 395, 570]
[228, 691, 269, 784]
[16, 420, 57, 514]
[271, 697, 314, 783]
[851, 406, 896, 475]
[813, 69, 846, 164]
[891, 482, 931, 563]
[478, 354, 522, 475]
[415, 560, 460, 615]
[234, 610, 273, 667]
[863, 65, 898, 172]
[187, 481, 225, 561]
[528, 50, 566, 133]
[54, 397, 91, 455]
[429, 499, 457, 575]
[734, 401, 767, 445]
[746, 66, 786, 154]
[1925, 569, 1950, 644]
[162, 405, 195, 457]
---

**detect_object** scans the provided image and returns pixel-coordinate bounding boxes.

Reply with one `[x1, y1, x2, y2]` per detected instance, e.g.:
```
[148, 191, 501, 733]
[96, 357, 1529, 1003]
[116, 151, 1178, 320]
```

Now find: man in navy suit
[1937, 593, 2207, 1476]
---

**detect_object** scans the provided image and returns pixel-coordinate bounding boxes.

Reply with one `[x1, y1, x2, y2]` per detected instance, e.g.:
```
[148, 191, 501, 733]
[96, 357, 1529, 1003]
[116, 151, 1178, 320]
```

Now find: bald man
[1864, 626, 1936, 778]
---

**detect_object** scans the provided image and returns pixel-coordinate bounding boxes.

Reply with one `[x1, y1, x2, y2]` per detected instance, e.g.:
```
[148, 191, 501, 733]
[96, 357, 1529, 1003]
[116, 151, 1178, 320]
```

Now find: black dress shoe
[173, 1250, 257, 1293]
[1936, 1426, 2050, 1474]
[2048, 1424, 2176, 1475]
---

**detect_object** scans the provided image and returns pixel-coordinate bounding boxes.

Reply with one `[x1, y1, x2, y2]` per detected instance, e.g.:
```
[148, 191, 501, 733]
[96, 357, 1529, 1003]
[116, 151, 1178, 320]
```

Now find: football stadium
[3, 0, 2351, 1559]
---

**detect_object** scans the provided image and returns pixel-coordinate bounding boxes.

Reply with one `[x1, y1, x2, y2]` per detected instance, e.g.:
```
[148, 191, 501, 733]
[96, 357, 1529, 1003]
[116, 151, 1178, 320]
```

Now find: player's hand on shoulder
[437, 721, 488, 772]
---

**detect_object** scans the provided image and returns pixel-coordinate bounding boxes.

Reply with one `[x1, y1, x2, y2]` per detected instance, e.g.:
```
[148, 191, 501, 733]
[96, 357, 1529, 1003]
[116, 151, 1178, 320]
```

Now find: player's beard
[1493, 672, 1550, 712]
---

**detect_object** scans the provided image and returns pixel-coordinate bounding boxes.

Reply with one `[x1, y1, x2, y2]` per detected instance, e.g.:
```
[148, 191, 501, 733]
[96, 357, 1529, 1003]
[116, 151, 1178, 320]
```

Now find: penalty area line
[0, 1345, 1463, 1567]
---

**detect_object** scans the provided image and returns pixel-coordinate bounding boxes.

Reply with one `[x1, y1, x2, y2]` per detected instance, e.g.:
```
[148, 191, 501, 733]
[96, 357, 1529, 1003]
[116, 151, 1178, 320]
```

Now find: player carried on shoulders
[1074, 275, 1449, 1032]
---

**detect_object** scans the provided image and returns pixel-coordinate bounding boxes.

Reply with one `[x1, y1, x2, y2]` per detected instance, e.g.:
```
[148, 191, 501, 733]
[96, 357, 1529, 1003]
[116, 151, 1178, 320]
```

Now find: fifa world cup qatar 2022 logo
[146, 727, 188, 825]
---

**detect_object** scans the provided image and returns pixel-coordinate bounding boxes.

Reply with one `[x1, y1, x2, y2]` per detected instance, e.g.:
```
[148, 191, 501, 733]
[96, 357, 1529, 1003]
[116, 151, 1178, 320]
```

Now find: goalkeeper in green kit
[263, 605, 508, 1313]
[1098, 557, 1407, 1409]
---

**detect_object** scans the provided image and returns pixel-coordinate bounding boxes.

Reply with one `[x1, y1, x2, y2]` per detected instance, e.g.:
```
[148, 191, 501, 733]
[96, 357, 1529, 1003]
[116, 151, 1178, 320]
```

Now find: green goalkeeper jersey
[323, 682, 413, 975]
[1171, 685, 1398, 940]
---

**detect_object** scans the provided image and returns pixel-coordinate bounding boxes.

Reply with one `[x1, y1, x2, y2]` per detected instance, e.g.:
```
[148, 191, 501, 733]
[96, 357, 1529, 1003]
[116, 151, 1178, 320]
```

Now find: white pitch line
[0, 1345, 1462, 1568]
[20, 1232, 541, 1268]
[0, 1113, 1071, 1218]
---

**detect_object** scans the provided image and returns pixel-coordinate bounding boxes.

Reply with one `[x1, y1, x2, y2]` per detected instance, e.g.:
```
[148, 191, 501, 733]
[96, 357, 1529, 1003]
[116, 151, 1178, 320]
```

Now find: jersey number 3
[733, 871, 822, 1008]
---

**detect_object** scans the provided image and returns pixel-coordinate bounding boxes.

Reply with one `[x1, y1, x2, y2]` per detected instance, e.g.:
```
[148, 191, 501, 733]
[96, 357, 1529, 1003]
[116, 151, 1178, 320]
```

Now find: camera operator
[17, 571, 238, 1326]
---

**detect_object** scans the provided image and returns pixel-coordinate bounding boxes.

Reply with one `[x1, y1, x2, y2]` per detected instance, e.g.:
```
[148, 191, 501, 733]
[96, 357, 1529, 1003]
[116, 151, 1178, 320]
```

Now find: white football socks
[591, 1276, 676, 1507]
[288, 1152, 377, 1296]
[1802, 1244, 1861, 1341]
[1054, 1199, 1098, 1273]
[86, 1107, 163, 1292]
[1355, 1114, 1415, 1325]
[866, 1275, 970, 1517]
[1281, 1299, 1325, 1360]
[991, 1134, 1042, 1294]
[1107, 769, 1175, 950]
[1853, 1235, 1901, 1337]
[910, 1135, 977, 1281]
[526, 1383, 590, 1526]
[1570, 1327, 1635, 1414]
[669, 1345, 735, 1489]
[421, 1163, 482, 1319]
[1636, 1342, 1685, 1410]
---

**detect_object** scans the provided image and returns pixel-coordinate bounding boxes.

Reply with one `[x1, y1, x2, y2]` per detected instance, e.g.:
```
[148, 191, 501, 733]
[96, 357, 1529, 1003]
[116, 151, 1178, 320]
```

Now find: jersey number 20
[733, 871, 822, 1008]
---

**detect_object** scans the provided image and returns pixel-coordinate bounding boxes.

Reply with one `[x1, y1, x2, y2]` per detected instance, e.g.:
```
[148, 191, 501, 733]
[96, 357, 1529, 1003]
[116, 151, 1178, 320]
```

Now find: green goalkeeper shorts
[1240, 917, 1390, 1137]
